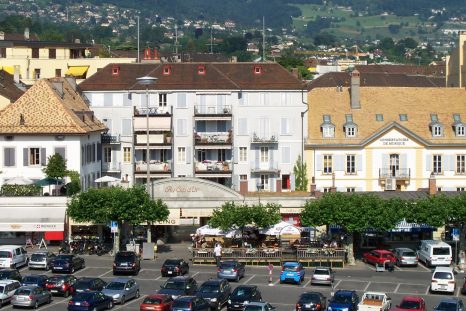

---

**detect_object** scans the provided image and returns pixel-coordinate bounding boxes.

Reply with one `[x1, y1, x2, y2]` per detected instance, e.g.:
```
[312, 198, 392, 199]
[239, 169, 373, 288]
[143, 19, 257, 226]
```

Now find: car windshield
[332, 293, 351, 304]
[73, 292, 94, 301]
[15, 288, 32, 296]
[0, 251, 10, 258]
[31, 254, 46, 261]
[173, 301, 191, 308]
[47, 277, 65, 283]
[56, 255, 72, 260]
[164, 260, 180, 266]
[144, 297, 163, 305]
[433, 248, 450, 255]
[434, 272, 453, 279]
[220, 261, 237, 268]
[23, 276, 39, 283]
[115, 254, 135, 262]
[245, 306, 263, 311]
[75, 281, 92, 289]
[232, 287, 252, 297]
[402, 251, 416, 257]
[400, 300, 421, 309]
[0, 271, 11, 279]
[199, 284, 219, 293]
[284, 265, 298, 272]
[0, 286, 4, 292]
[300, 294, 320, 303]
[436, 302, 458, 311]
[314, 269, 330, 275]
[163, 281, 185, 290]
[106, 282, 125, 290]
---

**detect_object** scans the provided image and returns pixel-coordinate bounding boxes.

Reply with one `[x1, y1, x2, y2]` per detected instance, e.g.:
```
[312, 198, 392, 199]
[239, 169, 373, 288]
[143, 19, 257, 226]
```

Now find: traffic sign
[452, 228, 460, 241]
[110, 221, 118, 233]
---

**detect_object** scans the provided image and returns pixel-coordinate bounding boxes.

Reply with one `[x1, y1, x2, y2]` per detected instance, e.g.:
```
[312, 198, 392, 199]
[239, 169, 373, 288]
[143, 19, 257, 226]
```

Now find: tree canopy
[43, 153, 67, 180]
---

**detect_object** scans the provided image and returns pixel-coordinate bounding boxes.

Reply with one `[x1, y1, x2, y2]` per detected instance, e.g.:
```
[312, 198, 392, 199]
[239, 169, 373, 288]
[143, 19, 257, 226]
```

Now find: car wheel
[108, 301, 114, 309]
[45, 264, 50, 271]
[64, 290, 70, 298]
[136, 290, 140, 299]
[121, 296, 125, 304]
[235, 275, 240, 282]
[47, 296, 51, 304]
[81, 262, 85, 269]
[34, 301, 39, 309]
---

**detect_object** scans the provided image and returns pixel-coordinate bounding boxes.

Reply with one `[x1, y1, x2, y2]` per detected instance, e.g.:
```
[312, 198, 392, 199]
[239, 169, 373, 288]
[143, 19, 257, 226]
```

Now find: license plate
[51, 290, 58, 293]
[75, 302, 81, 306]
[287, 273, 294, 276]
[54, 267, 62, 269]
[305, 304, 311, 308]
[224, 271, 231, 274]
[18, 297, 26, 301]
[121, 263, 128, 266]
[168, 271, 172, 274]
[234, 305, 239, 307]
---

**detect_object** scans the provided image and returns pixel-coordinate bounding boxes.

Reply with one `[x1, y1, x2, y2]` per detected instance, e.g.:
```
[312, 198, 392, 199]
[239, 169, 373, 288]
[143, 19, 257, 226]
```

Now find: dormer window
[399, 114, 408, 121]
[321, 115, 335, 138]
[253, 65, 262, 74]
[112, 65, 120, 76]
[376, 114, 384, 121]
[163, 65, 171, 75]
[453, 114, 465, 137]
[431, 114, 438, 122]
[343, 114, 357, 137]
[197, 65, 206, 75]
[432, 124, 443, 137]
[456, 125, 465, 136]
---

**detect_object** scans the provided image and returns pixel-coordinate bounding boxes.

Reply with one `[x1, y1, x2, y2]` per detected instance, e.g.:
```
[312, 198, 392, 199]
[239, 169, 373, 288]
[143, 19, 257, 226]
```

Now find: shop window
[282, 174, 290, 190]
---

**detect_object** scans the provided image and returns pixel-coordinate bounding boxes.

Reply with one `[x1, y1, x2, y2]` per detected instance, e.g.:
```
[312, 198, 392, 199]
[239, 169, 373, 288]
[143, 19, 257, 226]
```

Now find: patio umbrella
[4, 176, 34, 185]
[35, 177, 64, 186]
[94, 175, 119, 183]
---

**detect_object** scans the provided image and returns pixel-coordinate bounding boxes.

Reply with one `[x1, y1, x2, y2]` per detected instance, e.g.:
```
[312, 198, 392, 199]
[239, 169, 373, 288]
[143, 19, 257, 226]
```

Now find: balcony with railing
[135, 160, 172, 173]
[379, 168, 411, 180]
[195, 160, 232, 174]
[250, 161, 279, 173]
[133, 107, 172, 132]
[250, 132, 278, 144]
[195, 131, 232, 146]
[102, 161, 121, 172]
[135, 133, 172, 145]
[194, 104, 232, 118]
[101, 134, 120, 144]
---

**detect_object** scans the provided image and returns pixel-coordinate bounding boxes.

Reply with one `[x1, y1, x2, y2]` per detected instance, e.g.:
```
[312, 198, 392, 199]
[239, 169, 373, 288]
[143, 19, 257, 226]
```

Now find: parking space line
[302, 279, 312, 288]
[139, 269, 144, 273]
[273, 279, 280, 285]
[394, 265, 402, 271]
[363, 281, 371, 291]
[98, 269, 113, 277]
[394, 283, 401, 293]
[424, 286, 430, 295]
[244, 275, 255, 284]
[365, 264, 376, 271]
[74, 267, 89, 274]
[155, 275, 162, 280]
[418, 264, 431, 272]
[456, 286, 461, 297]
[192, 272, 199, 277]
[37, 297, 68, 310]
[333, 280, 342, 288]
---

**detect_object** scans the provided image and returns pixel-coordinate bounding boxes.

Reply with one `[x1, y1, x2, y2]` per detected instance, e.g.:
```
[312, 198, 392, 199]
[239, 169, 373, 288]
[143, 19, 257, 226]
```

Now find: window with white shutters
[177, 119, 187, 136]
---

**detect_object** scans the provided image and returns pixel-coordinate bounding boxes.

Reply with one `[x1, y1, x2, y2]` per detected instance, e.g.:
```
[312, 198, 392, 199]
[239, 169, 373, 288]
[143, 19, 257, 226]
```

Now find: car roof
[221, 260, 239, 264]
[438, 298, 461, 304]
[0, 280, 20, 285]
[16, 285, 39, 290]
[201, 279, 225, 285]
[116, 251, 136, 255]
[110, 278, 132, 283]
[314, 267, 331, 271]
[373, 250, 393, 254]
[283, 261, 300, 266]
[0, 269, 16, 272]
[335, 290, 356, 295]
[167, 276, 191, 281]
[175, 295, 197, 301]
[395, 248, 415, 252]
[234, 285, 257, 289]
[0, 245, 22, 249]
[246, 302, 268, 307]
[23, 274, 48, 278]
[77, 277, 99, 282]
[146, 294, 171, 299]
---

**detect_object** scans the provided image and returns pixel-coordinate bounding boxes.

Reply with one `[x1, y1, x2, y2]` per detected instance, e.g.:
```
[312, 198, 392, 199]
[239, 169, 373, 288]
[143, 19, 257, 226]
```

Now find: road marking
[394, 265, 402, 271]
[363, 281, 371, 291]
[192, 272, 199, 277]
[394, 283, 401, 293]
[456, 286, 461, 297]
[75, 267, 89, 274]
[273, 278, 280, 285]
[98, 269, 113, 277]
[155, 275, 162, 280]
[37, 297, 68, 310]
[333, 280, 342, 288]
[244, 275, 255, 284]
[424, 286, 430, 295]
[139, 269, 144, 273]
[302, 279, 312, 288]
[418, 264, 431, 272]
[365, 264, 376, 271]
[113, 296, 145, 310]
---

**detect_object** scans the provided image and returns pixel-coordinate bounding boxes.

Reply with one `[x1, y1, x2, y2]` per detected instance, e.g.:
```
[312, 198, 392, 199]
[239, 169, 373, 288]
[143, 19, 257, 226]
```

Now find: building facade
[446, 31, 466, 87]
[80, 62, 306, 193]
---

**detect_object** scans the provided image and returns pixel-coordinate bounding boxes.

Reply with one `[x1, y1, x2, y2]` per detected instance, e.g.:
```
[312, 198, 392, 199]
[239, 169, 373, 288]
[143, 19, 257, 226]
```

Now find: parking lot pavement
[4, 245, 465, 311]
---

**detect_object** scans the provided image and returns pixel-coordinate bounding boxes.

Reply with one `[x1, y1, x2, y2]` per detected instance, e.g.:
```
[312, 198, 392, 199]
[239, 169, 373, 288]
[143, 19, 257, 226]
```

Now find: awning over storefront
[0, 205, 66, 232]
[65, 66, 89, 78]
[0, 66, 14, 75]
[330, 220, 435, 233]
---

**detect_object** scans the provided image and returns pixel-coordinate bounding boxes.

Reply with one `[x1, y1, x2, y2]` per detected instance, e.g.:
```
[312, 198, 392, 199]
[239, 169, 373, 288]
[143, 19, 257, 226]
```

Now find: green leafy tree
[65, 170, 81, 196]
[68, 186, 169, 251]
[293, 155, 308, 191]
[43, 153, 67, 180]
[301, 193, 404, 265]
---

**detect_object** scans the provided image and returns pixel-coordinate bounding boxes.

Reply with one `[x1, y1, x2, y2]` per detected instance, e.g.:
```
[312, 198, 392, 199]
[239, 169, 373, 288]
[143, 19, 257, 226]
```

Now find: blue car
[279, 262, 305, 284]
[22, 274, 49, 288]
[327, 290, 359, 311]
[67, 291, 114, 311]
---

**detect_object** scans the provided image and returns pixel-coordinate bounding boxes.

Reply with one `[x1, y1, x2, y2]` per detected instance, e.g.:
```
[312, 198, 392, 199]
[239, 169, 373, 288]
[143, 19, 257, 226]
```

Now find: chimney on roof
[428, 173, 437, 196]
[19, 113, 25, 125]
[65, 76, 77, 91]
[74, 38, 81, 44]
[52, 81, 64, 99]
[154, 48, 160, 60]
[13, 65, 20, 84]
[0, 31, 4, 41]
[350, 69, 361, 109]
[24, 27, 29, 40]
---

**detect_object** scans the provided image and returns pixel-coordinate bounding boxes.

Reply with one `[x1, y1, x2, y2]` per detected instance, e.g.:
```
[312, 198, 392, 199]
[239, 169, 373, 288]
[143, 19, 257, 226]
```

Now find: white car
[430, 267, 456, 293]
[0, 280, 21, 307]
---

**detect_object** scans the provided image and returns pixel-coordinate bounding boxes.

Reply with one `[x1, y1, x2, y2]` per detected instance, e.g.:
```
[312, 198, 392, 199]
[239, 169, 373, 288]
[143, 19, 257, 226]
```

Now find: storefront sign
[379, 138, 409, 146]
[155, 219, 180, 226]
[0, 223, 64, 232]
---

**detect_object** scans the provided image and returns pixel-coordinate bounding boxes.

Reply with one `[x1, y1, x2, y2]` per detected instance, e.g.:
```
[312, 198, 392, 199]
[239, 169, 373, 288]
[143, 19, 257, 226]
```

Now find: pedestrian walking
[267, 262, 274, 285]
[214, 243, 222, 267]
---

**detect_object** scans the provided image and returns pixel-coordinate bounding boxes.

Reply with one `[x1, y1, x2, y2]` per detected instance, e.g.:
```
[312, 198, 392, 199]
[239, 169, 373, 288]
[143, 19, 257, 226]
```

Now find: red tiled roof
[0, 70, 24, 103]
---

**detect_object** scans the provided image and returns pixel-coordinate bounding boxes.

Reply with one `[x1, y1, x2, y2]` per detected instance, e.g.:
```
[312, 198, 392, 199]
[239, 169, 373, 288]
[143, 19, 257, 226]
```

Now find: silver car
[11, 286, 51, 309]
[394, 248, 418, 266]
[0, 280, 21, 307]
[102, 278, 140, 304]
[310, 267, 334, 286]
[217, 260, 245, 281]
[28, 251, 55, 271]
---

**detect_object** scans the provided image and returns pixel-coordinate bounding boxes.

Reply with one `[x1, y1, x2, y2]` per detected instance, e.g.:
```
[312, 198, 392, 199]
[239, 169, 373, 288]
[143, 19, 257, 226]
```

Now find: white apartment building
[306, 70, 466, 192]
[80, 62, 306, 192]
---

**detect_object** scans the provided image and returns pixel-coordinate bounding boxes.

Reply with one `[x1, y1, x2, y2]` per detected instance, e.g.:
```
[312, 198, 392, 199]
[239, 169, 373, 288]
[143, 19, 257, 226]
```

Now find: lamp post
[256, 182, 262, 204]
[136, 76, 158, 244]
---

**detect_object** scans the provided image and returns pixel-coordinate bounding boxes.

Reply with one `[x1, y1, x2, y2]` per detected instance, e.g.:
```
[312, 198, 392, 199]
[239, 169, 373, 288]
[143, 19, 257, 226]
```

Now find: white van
[0, 245, 28, 269]
[417, 240, 452, 267]
[430, 266, 456, 293]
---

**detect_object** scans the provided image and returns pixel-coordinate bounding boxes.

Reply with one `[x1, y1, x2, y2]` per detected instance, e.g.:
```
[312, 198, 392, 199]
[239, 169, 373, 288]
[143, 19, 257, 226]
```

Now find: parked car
[462, 277, 466, 295]
[113, 251, 141, 275]
[196, 278, 231, 310]
[394, 248, 418, 267]
[161, 259, 190, 277]
[28, 251, 56, 270]
[295, 292, 326, 311]
[140, 294, 174, 311]
[0, 245, 28, 269]
[75, 277, 107, 293]
[0, 280, 21, 308]
[310, 267, 334, 286]
[67, 291, 114, 311]
[430, 267, 456, 294]
[433, 299, 464, 311]
[227, 285, 262, 311]
[244, 302, 276, 311]
[362, 250, 396, 266]
[172, 296, 210, 311]
[11, 285, 52, 309]
[418, 240, 452, 267]
[45, 275, 77, 297]
[358, 292, 392, 311]
[51, 254, 85, 274]
[0, 269, 22, 282]
[102, 277, 140, 304]
[217, 260, 245, 282]
[22, 274, 49, 288]
[392, 296, 426, 311]
[280, 262, 305, 284]
[327, 290, 359, 311]
[159, 276, 198, 299]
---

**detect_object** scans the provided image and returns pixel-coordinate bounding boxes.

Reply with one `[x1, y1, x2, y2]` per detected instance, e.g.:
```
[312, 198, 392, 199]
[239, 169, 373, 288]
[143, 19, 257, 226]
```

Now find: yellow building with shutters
[305, 70, 466, 193]
[0, 30, 135, 85]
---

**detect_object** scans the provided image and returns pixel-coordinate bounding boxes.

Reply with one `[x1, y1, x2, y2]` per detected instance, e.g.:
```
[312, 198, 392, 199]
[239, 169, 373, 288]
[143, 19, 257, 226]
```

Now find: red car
[392, 296, 426, 311]
[362, 250, 396, 265]
[45, 275, 77, 297]
[140, 294, 174, 311]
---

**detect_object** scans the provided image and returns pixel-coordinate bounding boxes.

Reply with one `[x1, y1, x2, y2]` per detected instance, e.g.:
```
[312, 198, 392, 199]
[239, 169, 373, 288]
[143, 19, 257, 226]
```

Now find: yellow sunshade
[0, 66, 15, 75]
[66, 66, 89, 77]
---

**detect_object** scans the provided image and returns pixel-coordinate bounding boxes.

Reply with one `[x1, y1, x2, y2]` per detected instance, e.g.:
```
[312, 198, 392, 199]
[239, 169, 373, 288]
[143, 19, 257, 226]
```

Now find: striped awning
[65, 66, 89, 77]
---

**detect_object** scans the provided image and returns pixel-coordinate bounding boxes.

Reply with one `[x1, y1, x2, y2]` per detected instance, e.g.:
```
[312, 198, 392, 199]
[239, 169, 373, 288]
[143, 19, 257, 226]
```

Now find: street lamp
[256, 182, 263, 204]
[136, 75, 158, 244]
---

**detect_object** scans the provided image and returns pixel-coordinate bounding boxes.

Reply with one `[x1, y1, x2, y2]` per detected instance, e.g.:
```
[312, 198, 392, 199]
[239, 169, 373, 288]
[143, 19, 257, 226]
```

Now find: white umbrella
[196, 225, 239, 237]
[259, 221, 301, 236]
[4, 176, 34, 185]
[94, 175, 119, 183]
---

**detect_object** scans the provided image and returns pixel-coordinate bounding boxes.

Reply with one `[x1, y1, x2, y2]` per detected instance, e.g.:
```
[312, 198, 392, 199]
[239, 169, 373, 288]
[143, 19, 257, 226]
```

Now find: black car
[161, 258, 189, 277]
[74, 277, 107, 293]
[51, 254, 85, 274]
[227, 285, 262, 311]
[159, 276, 198, 299]
[22, 274, 49, 288]
[45, 275, 78, 297]
[196, 278, 231, 310]
[172, 296, 210, 311]
[296, 292, 327, 311]
[0, 269, 22, 282]
[113, 251, 141, 275]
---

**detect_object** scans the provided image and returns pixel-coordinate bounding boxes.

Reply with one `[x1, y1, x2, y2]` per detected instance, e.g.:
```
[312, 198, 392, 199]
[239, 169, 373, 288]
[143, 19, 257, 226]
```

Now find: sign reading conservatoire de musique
[370, 129, 420, 148]
[379, 137, 409, 146]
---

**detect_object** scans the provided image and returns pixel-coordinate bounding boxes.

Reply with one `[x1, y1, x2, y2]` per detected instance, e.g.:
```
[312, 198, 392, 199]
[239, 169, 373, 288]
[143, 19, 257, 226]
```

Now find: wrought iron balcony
[379, 168, 410, 179]
[250, 132, 278, 144]
[101, 134, 120, 144]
